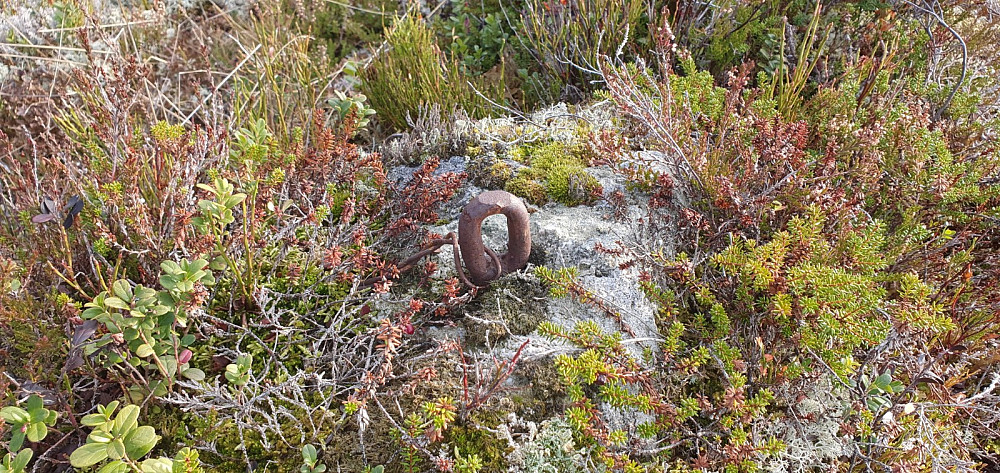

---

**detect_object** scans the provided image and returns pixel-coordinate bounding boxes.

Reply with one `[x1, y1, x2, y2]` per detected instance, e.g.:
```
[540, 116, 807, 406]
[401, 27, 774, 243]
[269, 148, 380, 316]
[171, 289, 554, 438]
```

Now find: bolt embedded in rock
[458, 190, 531, 286]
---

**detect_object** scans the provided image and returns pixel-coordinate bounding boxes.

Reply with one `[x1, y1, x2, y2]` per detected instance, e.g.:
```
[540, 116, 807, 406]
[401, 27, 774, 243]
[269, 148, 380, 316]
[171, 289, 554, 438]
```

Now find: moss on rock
[503, 142, 602, 206]
[467, 153, 513, 189]
[461, 274, 549, 347]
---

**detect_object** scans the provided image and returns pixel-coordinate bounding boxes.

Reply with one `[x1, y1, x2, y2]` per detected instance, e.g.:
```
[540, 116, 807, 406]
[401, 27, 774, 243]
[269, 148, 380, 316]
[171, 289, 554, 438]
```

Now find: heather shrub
[0, 2, 481, 470]
[2, 0, 999, 471]
[570, 5, 1000, 470]
[361, 14, 506, 130]
[513, 0, 648, 103]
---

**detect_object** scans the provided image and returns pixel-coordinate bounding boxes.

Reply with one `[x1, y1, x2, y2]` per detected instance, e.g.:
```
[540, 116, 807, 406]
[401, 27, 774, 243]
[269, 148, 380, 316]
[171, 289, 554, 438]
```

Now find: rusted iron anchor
[364, 190, 531, 289]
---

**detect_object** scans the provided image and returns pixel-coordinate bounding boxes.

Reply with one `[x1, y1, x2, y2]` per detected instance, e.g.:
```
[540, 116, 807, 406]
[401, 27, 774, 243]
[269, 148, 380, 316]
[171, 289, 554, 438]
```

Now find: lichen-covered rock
[502, 416, 589, 472]
[761, 377, 851, 472]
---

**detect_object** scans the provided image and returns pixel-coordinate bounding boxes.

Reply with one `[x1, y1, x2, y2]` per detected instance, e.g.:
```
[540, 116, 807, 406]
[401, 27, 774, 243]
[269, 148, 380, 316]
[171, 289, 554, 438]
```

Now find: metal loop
[457, 190, 531, 286]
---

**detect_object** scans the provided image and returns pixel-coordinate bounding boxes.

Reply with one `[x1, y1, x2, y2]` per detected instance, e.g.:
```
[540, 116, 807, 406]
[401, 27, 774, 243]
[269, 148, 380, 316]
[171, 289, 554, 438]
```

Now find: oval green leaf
[26, 422, 47, 442]
[124, 426, 159, 460]
[70, 442, 110, 468]
[139, 457, 174, 473]
[113, 405, 140, 436]
[81, 413, 107, 427]
[135, 344, 154, 358]
[97, 460, 129, 473]
[11, 448, 32, 472]
[0, 407, 29, 424]
[103, 297, 130, 310]
[107, 439, 126, 461]
[182, 368, 205, 381]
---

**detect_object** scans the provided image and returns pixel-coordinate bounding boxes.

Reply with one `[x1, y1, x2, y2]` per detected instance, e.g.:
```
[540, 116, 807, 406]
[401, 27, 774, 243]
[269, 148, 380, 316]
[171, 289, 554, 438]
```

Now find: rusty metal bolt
[458, 190, 531, 286]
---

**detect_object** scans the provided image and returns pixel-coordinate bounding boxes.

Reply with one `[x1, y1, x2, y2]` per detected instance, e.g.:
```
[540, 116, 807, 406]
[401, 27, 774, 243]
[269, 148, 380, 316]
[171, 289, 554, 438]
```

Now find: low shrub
[361, 14, 506, 130]
[513, 0, 649, 104]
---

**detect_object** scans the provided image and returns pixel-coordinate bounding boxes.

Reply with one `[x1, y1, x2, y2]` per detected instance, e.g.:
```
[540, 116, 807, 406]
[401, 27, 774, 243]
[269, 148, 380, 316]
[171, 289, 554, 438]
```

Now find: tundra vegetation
[1, 0, 998, 472]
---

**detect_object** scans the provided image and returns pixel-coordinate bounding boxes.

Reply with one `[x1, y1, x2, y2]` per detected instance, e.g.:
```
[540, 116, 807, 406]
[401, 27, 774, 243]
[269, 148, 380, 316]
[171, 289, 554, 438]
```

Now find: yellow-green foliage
[361, 14, 505, 130]
[711, 207, 956, 376]
[670, 56, 727, 120]
[446, 423, 507, 472]
[0, 295, 66, 384]
[504, 142, 601, 206]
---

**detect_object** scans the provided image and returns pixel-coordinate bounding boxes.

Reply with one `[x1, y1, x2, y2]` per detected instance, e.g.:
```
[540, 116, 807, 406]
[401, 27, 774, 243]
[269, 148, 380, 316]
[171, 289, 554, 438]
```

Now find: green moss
[467, 154, 513, 189]
[461, 275, 549, 346]
[446, 423, 509, 472]
[504, 174, 548, 205]
[503, 142, 602, 206]
[160, 397, 399, 473]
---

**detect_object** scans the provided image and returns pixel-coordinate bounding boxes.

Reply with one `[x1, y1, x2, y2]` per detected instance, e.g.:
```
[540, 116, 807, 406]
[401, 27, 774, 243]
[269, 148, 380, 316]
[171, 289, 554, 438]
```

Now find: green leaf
[135, 344, 155, 358]
[161, 356, 178, 377]
[26, 421, 47, 442]
[195, 183, 217, 195]
[113, 280, 133, 302]
[0, 407, 29, 424]
[874, 373, 892, 391]
[24, 396, 43, 411]
[104, 297, 130, 310]
[82, 307, 108, 320]
[11, 448, 32, 472]
[97, 460, 129, 473]
[82, 413, 107, 426]
[160, 260, 181, 273]
[140, 457, 174, 473]
[302, 444, 317, 463]
[105, 401, 121, 415]
[159, 277, 176, 291]
[9, 431, 24, 452]
[134, 286, 157, 300]
[89, 430, 114, 444]
[29, 407, 48, 423]
[124, 426, 159, 460]
[70, 442, 110, 467]
[149, 380, 169, 397]
[107, 438, 126, 460]
[231, 193, 248, 207]
[182, 368, 205, 381]
[113, 405, 140, 436]
[151, 305, 171, 316]
[209, 256, 227, 271]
